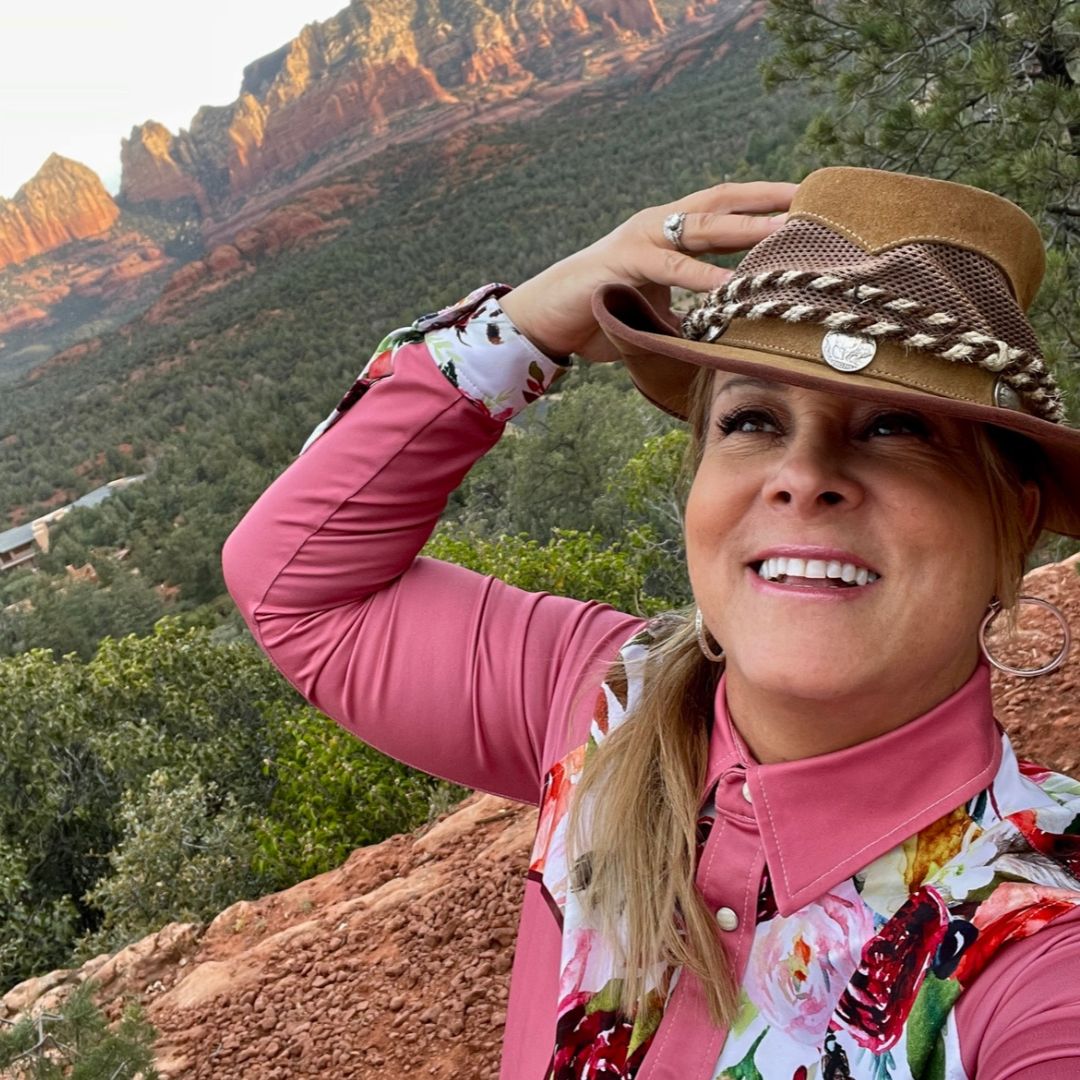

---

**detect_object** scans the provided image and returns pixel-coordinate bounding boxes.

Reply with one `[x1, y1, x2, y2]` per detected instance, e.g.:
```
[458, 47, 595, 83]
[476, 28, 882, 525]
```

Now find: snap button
[715, 907, 739, 932]
[741, 781, 752, 804]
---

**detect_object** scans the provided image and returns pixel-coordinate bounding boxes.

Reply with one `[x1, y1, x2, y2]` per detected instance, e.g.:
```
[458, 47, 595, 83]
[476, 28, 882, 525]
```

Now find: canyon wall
[118, 0, 714, 215]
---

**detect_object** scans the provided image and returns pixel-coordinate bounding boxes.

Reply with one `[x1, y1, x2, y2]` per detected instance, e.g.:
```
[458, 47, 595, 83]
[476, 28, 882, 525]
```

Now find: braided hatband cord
[683, 269, 1065, 423]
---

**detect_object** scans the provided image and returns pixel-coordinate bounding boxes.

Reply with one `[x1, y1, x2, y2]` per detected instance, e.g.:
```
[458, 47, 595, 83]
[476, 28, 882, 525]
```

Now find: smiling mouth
[751, 556, 880, 588]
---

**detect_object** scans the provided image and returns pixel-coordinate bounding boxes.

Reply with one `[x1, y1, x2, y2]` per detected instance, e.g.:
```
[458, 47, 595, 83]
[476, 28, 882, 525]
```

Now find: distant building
[0, 522, 39, 573]
[0, 476, 146, 574]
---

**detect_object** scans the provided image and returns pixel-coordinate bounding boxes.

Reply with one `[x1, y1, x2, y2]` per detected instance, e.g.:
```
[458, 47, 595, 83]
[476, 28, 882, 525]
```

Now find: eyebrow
[712, 375, 790, 399]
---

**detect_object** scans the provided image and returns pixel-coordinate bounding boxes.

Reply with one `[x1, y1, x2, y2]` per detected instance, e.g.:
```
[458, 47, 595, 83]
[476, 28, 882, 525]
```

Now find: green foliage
[599, 428, 693, 605]
[78, 770, 261, 958]
[448, 365, 694, 605]
[425, 525, 672, 616]
[253, 702, 466, 890]
[764, 0, 1080, 418]
[0, 572, 166, 661]
[0, 649, 105, 983]
[0, 22, 809, 654]
[82, 621, 277, 809]
[0, 619, 471, 990]
[451, 368, 677, 538]
[0, 622, 279, 989]
[0, 981, 157, 1080]
[0, 840, 79, 991]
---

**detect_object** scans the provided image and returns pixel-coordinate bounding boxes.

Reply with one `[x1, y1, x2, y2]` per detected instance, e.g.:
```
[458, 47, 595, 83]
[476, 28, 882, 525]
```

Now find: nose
[763, 429, 864, 514]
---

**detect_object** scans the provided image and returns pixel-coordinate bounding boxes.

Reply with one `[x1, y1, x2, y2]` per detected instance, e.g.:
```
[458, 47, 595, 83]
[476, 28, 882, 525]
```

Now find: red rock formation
[463, 43, 531, 86]
[0, 302, 51, 335]
[212, 56, 455, 198]
[119, 122, 210, 213]
[0, 793, 531, 1080]
[0, 155, 119, 269]
[586, 0, 666, 36]
[118, 0, 677, 217]
[0, 230, 175, 361]
[146, 181, 365, 323]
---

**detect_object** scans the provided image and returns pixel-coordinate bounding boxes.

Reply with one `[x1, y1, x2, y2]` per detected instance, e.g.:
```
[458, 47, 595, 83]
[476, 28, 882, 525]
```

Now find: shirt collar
[706, 663, 1003, 916]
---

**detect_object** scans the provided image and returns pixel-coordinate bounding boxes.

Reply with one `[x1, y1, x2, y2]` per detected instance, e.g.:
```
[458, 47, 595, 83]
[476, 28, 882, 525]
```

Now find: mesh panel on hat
[729, 218, 1042, 359]
[682, 217, 1066, 421]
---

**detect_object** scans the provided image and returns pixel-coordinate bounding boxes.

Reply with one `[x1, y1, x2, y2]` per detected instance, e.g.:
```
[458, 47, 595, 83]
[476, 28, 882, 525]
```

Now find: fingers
[626, 179, 797, 293]
[677, 209, 789, 255]
[645, 249, 734, 295]
[677, 180, 799, 215]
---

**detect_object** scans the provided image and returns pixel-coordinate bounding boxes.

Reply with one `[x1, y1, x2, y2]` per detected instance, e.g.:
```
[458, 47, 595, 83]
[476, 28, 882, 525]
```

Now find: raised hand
[500, 180, 797, 363]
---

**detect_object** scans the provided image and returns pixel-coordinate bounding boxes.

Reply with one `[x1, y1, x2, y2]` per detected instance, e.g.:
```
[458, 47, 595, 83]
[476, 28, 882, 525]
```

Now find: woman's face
[685, 373, 1001, 732]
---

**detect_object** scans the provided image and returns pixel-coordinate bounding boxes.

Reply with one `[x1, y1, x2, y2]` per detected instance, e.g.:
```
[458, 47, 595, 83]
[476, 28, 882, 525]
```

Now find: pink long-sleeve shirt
[223, 293, 1080, 1078]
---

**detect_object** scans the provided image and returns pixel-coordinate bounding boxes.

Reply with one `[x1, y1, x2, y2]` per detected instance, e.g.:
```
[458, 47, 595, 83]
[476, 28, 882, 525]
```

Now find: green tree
[424, 525, 674, 615]
[0, 839, 79, 991]
[596, 428, 694, 605]
[0, 574, 166, 661]
[0, 981, 157, 1080]
[763, 0, 1080, 408]
[0, 619, 483, 989]
[451, 367, 677, 541]
[79, 770, 261, 958]
[253, 702, 465, 889]
[0, 623, 278, 988]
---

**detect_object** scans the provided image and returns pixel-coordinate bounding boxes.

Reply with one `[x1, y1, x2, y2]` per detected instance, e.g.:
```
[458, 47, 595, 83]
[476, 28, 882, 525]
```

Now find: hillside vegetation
[0, 22, 800, 651]
[0, 22, 810, 994]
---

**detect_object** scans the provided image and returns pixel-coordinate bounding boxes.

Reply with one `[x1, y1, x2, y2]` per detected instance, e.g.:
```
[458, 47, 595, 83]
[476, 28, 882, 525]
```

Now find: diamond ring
[662, 211, 689, 254]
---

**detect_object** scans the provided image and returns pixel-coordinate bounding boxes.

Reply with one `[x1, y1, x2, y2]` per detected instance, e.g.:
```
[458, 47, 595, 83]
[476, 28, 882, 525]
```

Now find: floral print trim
[713, 737, 1080, 1080]
[532, 624, 1080, 1080]
[301, 283, 570, 451]
[426, 292, 570, 421]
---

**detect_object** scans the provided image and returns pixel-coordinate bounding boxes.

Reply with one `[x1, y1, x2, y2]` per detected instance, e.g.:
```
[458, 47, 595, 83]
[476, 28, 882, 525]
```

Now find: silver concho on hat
[821, 332, 877, 372]
[993, 378, 1023, 412]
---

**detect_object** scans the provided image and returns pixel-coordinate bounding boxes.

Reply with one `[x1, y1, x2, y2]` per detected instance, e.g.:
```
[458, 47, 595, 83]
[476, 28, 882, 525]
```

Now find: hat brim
[593, 282, 1080, 539]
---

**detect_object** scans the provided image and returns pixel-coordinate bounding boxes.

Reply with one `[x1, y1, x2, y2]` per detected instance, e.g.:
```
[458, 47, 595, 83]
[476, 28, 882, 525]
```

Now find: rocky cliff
[118, 0, 733, 217]
[3, 553, 1078, 1078]
[0, 155, 119, 270]
[118, 122, 210, 213]
[2, 0, 738, 270]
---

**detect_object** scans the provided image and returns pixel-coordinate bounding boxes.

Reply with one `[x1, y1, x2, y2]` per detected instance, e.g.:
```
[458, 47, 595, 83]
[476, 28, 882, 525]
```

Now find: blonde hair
[567, 365, 1042, 1028]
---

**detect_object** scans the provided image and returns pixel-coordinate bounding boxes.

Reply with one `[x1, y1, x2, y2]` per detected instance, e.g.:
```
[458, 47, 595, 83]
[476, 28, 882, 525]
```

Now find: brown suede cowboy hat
[593, 167, 1080, 539]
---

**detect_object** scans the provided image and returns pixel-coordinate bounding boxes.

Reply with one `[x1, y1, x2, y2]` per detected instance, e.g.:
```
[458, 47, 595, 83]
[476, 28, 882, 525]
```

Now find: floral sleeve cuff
[301, 283, 570, 452]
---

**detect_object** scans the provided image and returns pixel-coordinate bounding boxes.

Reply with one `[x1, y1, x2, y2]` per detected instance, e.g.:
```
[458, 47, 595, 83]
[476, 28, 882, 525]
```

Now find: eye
[717, 407, 782, 436]
[862, 411, 931, 439]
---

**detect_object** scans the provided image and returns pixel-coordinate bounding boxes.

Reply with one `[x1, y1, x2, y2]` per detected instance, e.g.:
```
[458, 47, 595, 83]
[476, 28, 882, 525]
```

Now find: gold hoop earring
[695, 608, 725, 663]
[978, 596, 1072, 678]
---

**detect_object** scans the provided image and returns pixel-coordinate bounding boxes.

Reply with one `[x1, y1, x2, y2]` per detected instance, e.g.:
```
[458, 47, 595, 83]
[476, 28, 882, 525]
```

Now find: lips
[749, 551, 881, 590]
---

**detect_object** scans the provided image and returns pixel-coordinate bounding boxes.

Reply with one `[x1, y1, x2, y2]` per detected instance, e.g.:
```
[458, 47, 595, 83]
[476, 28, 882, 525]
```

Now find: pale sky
[0, 2, 352, 198]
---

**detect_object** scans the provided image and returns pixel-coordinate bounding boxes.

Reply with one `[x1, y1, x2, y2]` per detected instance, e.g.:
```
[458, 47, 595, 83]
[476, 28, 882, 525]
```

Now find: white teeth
[755, 556, 879, 587]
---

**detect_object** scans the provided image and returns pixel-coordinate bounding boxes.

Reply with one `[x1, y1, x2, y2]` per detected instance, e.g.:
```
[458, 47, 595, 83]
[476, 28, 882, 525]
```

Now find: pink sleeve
[956, 907, 1080, 1078]
[222, 340, 640, 804]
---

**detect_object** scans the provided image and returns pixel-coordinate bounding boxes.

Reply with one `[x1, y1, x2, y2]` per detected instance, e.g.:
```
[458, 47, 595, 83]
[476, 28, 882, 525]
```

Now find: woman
[223, 167, 1080, 1079]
